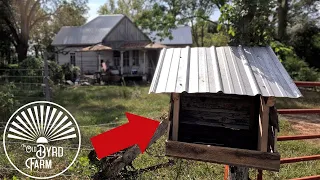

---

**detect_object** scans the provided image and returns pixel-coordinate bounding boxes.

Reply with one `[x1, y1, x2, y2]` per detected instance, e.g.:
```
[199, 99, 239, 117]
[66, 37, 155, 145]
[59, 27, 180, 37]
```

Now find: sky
[87, 0, 221, 22]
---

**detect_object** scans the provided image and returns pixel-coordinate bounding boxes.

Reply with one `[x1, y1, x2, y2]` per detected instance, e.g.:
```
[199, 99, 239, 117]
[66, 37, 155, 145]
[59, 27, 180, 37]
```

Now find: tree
[218, 0, 276, 45]
[277, 0, 288, 40]
[136, 0, 226, 43]
[276, 0, 319, 41]
[0, 3, 14, 64]
[289, 20, 320, 68]
[98, 0, 146, 21]
[0, 0, 88, 62]
[30, 0, 88, 58]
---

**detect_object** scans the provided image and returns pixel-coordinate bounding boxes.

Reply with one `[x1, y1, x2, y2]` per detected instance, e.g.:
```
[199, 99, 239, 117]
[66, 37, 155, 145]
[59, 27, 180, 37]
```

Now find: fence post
[228, 166, 249, 180]
[44, 52, 50, 101]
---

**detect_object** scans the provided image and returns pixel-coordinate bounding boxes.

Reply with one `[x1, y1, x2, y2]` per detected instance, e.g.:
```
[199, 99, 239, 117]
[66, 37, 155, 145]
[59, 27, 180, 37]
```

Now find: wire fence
[0, 65, 50, 125]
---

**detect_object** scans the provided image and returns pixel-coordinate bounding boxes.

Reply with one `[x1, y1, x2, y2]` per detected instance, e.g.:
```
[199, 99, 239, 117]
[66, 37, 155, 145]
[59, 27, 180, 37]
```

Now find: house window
[132, 50, 139, 66]
[123, 51, 129, 67]
[70, 53, 76, 66]
[113, 51, 120, 66]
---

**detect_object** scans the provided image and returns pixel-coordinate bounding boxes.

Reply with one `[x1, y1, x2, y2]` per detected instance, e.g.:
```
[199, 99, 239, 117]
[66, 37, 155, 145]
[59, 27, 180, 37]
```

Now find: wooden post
[98, 53, 101, 72]
[258, 96, 271, 151]
[256, 96, 276, 179]
[228, 166, 249, 180]
[143, 50, 146, 74]
[81, 51, 83, 76]
[43, 52, 50, 101]
[172, 93, 180, 141]
[120, 51, 124, 75]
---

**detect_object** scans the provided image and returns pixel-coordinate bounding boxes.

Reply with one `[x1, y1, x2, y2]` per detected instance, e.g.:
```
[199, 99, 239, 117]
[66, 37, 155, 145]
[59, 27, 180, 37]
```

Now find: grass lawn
[1, 86, 319, 179]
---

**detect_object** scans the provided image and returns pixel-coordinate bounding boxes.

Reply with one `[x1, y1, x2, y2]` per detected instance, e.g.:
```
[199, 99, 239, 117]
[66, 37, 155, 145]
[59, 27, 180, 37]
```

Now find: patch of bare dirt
[281, 114, 320, 145]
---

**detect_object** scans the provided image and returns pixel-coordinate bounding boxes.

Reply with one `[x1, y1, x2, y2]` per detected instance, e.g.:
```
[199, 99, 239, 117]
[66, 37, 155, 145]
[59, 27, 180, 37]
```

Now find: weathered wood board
[179, 93, 256, 129]
[166, 140, 280, 171]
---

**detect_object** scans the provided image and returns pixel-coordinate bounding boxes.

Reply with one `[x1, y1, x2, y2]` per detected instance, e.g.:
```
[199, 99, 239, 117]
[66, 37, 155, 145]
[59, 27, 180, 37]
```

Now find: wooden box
[166, 93, 280, 171]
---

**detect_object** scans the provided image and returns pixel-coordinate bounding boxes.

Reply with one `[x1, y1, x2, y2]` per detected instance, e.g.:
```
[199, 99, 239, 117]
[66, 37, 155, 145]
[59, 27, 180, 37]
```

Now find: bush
[61, 64, 81, 82]
[282, 56, 319, 81]
[210, 33, 229, 46]
[270, 41, 295, 62]
[48, 61, 63, 84]
[271, 41, 319, 81]
[19, 56, 43, 69]
[0, 83, 18, 122]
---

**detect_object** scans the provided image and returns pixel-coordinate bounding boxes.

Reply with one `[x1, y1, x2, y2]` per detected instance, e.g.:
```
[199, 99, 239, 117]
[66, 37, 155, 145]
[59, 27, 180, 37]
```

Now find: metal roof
[148, 26, 193, 45]
[52, 15, 193, 46]
[52, 15, 124, 46]
[149, 46, 302, 98]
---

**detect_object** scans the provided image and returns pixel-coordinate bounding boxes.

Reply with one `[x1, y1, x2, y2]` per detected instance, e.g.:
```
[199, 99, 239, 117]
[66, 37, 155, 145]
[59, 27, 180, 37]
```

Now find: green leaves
[136, 0, 223, 43]
[98, 0, 145, 21]
[218, 0, 275, 45]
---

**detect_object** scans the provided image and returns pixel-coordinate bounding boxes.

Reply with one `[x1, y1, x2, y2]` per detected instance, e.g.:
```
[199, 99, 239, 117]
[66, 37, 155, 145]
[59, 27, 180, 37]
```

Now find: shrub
[19, 56, 43, 70]
[282, 56, 319, 81]
[270, 41, 295, 62]
[61, 64, 81, 82]
[0, 83, 18, 122]
[271, 41, 320, 81]
[210, 33, 229, 46]
[48, 61, 63, 84]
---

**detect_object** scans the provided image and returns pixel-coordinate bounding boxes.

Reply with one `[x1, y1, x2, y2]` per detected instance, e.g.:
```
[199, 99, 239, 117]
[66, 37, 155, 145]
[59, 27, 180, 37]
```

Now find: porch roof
[80, 44, 112, 51]
[78, 42, 166, 52]
[122, 42, 166, 49]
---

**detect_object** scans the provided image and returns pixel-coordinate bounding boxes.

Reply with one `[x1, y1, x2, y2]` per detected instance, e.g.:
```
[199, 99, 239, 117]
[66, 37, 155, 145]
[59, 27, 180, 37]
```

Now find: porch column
[143, 50, 146, 74]
[120, 51, 124, 75]
[98, 53, 101, 72]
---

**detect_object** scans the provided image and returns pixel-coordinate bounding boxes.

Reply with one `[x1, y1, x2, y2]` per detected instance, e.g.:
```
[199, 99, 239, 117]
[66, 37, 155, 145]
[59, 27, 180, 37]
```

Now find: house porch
[76, 46, 162, 81]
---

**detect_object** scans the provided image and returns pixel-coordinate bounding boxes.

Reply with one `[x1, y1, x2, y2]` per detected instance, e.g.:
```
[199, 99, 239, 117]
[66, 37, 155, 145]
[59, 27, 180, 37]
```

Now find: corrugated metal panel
[52, 15, 124, 46]
[149, 26, 193, 45]
[149, 46, 302, 98]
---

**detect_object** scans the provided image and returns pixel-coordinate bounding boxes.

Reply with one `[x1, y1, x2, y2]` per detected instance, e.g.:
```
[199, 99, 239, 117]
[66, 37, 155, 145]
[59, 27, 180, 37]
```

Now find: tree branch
[27, 0, 41, 31]
[181, 15, 218, 25]
[30, 14, 50, 30]
[3, 16, 19, 46]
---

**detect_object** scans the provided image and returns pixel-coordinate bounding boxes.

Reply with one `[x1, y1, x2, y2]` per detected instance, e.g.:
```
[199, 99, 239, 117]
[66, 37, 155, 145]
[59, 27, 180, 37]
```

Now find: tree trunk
[191, 20, 199, 47]
[234, 0, 257, 45]
[16, 42, 28, 62]
[201, 24, 204, 47]
[34, 46, 39, 58]
[228, 166, 249, 180]
[277, 0, 288, 41]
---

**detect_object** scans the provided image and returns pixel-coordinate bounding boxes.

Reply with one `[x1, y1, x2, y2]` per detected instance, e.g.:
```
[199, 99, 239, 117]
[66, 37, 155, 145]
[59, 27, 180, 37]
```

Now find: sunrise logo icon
[3, 101, 81, 179]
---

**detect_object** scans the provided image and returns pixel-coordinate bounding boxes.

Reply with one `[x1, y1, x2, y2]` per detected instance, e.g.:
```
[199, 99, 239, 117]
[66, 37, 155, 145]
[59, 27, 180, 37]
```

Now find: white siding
[55, 46, 157, 75]
[56, 47, 82, 65]
[56, 46, 114, 74]
[76, 51, 113, 74]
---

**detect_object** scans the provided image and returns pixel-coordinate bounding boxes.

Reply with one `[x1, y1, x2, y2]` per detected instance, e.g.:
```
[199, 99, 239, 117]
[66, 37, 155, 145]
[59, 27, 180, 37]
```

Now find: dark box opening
[172, 93, 261, 151]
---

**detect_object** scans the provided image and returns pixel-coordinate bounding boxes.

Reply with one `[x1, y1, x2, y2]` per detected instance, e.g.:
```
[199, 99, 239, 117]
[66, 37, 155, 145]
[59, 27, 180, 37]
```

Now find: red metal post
[281, 155, 320, 164]
[290, 175, 320, 180]
[224, 165, 229, 180]
[278, 134, 320, 141]
[257, 170, 263, 180]
[277, 109, 320, 114]
[294, 81, 320, 87]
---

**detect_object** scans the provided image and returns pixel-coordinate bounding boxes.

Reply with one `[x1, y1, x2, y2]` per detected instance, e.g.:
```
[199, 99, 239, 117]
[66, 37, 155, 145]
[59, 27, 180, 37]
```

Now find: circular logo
[3, 101, 81, 179]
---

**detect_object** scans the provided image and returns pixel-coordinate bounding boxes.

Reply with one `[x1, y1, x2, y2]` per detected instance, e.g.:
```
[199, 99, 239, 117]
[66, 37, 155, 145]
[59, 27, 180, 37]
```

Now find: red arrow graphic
[90, 112, 160, 159]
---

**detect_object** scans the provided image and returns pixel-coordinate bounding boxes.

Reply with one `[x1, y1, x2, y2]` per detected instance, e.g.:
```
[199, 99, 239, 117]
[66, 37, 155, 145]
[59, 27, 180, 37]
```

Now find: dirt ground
[281, 114, 320, 144]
